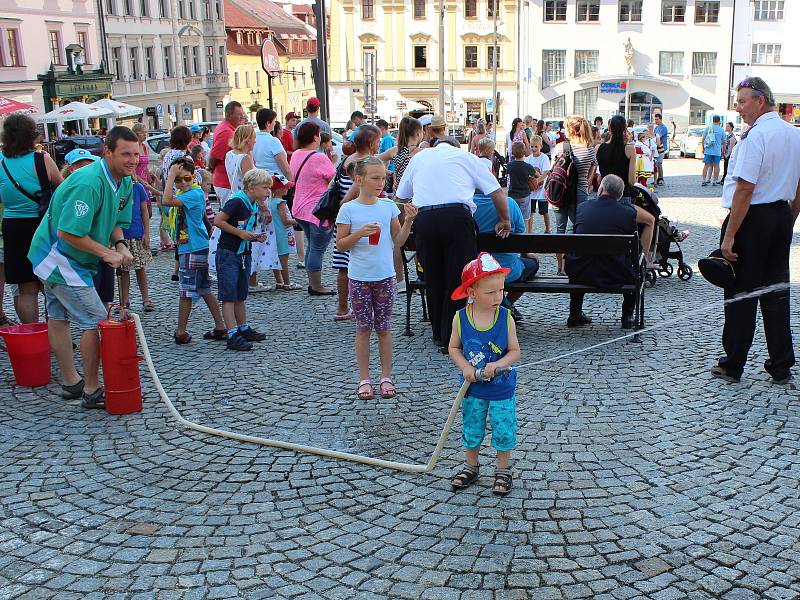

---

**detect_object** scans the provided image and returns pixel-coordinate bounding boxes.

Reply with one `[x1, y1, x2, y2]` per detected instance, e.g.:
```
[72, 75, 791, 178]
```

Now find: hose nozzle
[474, 366, 512, 382]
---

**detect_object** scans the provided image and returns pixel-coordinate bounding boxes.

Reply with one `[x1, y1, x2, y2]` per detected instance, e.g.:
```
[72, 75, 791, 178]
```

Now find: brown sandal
[174, 331, 192, 344]
[451, 465, 479, 491]
[492, 470, 513, 496]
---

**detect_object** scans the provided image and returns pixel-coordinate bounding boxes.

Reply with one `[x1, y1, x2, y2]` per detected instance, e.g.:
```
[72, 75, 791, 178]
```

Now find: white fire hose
[130, 283, 789, 474]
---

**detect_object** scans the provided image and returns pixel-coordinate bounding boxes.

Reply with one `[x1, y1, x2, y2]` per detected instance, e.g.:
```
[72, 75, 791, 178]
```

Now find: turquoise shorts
[461, 395, 517, 451]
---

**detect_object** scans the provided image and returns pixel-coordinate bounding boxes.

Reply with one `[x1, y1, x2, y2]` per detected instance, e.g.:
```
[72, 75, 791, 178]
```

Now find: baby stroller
[629, 184, 692, 287]
[654, 217, 692, 282]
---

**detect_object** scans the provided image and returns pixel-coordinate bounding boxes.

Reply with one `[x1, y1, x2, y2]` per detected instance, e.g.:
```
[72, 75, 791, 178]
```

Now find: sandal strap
[452, 464, 479, 487]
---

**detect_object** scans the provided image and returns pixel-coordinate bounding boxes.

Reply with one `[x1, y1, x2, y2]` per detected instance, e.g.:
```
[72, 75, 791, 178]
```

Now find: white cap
[418, 115, 432, 127]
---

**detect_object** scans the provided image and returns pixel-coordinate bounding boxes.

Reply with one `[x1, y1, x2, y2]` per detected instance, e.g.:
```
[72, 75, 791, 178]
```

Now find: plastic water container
[0, 323, 51, 387]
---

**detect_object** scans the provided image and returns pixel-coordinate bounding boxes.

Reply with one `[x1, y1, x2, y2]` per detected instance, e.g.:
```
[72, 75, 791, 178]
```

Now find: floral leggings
[348, 277, 395, 333]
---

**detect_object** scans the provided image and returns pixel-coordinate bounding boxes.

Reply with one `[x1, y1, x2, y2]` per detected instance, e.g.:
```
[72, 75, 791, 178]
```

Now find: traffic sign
[156, 103, 164, 115]
[182, 103, 192, 119]
[261, 39, 281, 77]
[486, 98, 494, 112]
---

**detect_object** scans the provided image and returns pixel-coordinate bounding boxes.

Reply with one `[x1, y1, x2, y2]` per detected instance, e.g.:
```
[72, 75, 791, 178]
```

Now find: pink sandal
[357, 380, 374, 400]
[379, 377, 396, 399]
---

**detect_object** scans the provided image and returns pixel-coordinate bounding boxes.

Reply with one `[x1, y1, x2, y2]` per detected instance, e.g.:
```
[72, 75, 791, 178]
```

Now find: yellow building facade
[328, 0, 529, 130]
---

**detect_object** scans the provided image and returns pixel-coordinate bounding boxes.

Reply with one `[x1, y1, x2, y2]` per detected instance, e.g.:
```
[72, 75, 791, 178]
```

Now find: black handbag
[1, 152, 53, 216]
[312, 160, 346, 223]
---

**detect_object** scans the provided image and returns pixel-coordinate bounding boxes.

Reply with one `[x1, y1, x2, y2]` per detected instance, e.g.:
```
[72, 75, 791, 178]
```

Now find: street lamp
[250, 89, 261, 103]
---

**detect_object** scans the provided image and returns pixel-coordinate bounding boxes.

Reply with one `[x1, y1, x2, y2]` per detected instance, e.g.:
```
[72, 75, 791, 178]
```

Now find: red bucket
[0, 323, 51, 387]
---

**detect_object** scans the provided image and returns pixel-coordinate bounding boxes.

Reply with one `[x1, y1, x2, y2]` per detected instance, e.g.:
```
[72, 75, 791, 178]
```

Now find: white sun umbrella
[37, 101, 115, 139]
[89, 98, 144, 120]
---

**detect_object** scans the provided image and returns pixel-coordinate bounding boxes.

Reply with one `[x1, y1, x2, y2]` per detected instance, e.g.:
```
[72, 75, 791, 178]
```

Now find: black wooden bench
[401, 232, 646, 337]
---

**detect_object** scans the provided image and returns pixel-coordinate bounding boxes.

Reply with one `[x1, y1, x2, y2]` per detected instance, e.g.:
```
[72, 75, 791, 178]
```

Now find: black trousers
[414, 205, 477, 345]
[569, 292, 635, 318]
[721, 156, 730, 182]
[719, 201, 795, 379]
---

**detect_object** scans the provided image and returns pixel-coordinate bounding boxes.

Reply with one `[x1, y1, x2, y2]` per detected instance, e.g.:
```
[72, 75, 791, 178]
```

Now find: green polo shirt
[28, 159, 132, 286]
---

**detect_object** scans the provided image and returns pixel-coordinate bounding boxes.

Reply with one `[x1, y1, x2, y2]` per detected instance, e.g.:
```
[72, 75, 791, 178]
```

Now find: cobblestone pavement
[1, 159, 799, 600]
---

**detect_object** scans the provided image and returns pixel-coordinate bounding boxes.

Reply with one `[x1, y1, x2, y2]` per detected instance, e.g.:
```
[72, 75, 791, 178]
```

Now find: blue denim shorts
[216, 247, 251, 302]
[44, 281, 107, 331]
[461, 395, 518, 451]
[703, 153, 721, 165]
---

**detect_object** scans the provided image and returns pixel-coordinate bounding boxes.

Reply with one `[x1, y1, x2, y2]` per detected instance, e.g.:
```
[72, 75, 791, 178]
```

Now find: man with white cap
[396, 115, 511, 351]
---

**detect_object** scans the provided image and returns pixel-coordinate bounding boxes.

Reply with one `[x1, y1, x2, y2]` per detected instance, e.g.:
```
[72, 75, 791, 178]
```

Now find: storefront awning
[575, 73, 681, 87]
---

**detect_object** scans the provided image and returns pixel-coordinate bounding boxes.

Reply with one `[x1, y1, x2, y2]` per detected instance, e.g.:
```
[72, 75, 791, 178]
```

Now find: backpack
[540, 137, 551, 156]
[704, 126, 716, 147]
[545, 141, 578, 209]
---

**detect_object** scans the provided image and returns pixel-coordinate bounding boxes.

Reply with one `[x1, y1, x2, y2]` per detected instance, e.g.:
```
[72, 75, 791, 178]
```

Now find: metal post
[268, 75, 274, 110]
[313, 0, 329, 122]
[625, 78, 630, 121]
[438, 0, 445, 114]
[491, 0, 498, 134]
[450, 73, 454, 115]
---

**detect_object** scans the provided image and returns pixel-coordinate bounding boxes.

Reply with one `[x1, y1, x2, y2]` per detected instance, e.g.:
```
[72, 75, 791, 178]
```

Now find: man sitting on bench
[565, 174, 638, 329]
[473, 192, 539, 321]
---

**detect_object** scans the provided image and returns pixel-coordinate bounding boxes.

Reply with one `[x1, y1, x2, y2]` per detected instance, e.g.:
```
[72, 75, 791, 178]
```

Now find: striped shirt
[554, 142, 596, 193]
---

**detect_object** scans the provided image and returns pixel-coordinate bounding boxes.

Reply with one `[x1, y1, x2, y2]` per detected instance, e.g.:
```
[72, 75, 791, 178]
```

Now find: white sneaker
[396, 280, 407, 294]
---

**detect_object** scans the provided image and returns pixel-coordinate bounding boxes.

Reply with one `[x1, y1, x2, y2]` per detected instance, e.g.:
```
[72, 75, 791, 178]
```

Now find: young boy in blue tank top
[449, 253, 521, 496]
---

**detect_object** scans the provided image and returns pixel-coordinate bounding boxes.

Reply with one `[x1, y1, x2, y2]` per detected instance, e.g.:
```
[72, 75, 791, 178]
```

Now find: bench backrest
[477, 233, 639, 257]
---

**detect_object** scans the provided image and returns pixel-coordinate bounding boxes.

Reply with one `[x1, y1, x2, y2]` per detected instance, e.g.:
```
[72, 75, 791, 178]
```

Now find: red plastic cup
[368, 227, 381, 245]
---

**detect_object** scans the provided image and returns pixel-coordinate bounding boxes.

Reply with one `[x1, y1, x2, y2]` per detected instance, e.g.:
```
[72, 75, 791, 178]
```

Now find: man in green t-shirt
[28, 127, 137, 409]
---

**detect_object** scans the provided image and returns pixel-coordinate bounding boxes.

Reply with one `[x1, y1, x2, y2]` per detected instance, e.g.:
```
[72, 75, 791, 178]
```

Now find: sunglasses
[737, 79, 770, 99]
[175, 175, 194, 183]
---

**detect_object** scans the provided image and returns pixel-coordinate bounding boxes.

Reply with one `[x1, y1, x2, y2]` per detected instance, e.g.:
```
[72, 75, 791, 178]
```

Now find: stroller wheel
[644, 270, 657, 288]
[659, 263, 673, 278]
[678, 264, 693, 281]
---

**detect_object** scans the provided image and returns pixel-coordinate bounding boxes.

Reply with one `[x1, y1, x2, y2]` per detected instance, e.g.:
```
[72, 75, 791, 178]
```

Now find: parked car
[679, 126, 706, 158]
[144, 133, 170, 167]
[51, 135, 104, 166]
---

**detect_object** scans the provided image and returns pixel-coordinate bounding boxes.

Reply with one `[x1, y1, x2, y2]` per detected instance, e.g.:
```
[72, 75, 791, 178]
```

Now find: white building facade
[731, 0, 799, 125]
[100, 0, 230, 128]
[525, 0, 734, 129]
[0, 0, 110, 114]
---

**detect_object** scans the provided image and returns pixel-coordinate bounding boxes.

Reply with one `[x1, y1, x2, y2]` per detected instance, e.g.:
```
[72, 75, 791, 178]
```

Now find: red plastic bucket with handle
[98, 316, 143, 414]
[0, 323, 51, 387]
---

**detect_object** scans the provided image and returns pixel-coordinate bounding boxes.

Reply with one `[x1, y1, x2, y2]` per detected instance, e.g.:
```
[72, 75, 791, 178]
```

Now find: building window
[488, 0, 500, 18]
[695, 1, 719, 23]
[465, 0, 477, 18]
[574, 50, 598, 77]
[164, 45, 172, 76]
[692, 52, 716, 75]
[188, 0, 195, 19]
[414, 45, 427, 68]
[576, 1, 599, 22]
[488, 46, 500, 69]
[574, 88, 598, 120]
[234, 71, 239, 88]
[140, 0, 149, 16]
[662, 0, 685, 22]
[111, 47, 123, 80]
[236, 31, 242, 44]
[245, 70, 250, 88]
[542, 49, 566, 88]
[203, 0, 210, 18]
[362, 0, 374, 19]
[215, 0, 222, 19]
[76, 31, 90, 63]
[619, 0, 642, 22]
[178, 0, 185, 18]
[123, 0, 133, 15]
[144, 46, 154, 78]
[105, 0, 115, 14]
[7, 29, 20, 66]
[218, 45, 225, 72]
[753, 0, 783, 20]
[192, 46, 199, 75]
[659, 51, 684, 75]
[752, 43, 781, 64]
[544, 0, 567, 21]
[413, 0, 425, 18]
[159, 0, 167, 17]
[48, 31, 63, 65]
[542, 96, 566, 119]
[256, 70, 260, 86]
[689, 97, 713, 124]
[464, 45, 478, 68]
[206, 45, 214, 73]
[247, 32, 253, 45]
[256, 32, 262, 45]
[129, 47, 139, 79]
[182, 45, 190, 74]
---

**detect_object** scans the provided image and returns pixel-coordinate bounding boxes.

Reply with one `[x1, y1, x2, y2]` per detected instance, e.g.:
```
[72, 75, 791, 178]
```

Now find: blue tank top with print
[456, 305, 516, 401]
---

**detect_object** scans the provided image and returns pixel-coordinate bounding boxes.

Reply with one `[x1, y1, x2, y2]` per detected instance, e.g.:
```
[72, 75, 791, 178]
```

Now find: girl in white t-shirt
[523, 135, 552, 233]
[336, 157, 418, 401]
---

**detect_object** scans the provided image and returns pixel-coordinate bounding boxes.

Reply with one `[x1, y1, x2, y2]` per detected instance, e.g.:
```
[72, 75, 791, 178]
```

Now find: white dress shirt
[395, 143, 501, 213]
[722, 111, 800, 209]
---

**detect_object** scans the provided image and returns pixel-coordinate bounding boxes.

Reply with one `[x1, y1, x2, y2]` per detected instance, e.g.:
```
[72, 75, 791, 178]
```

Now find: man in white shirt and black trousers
[396, 115, 512, 352]
[713, 77, 800, 385]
